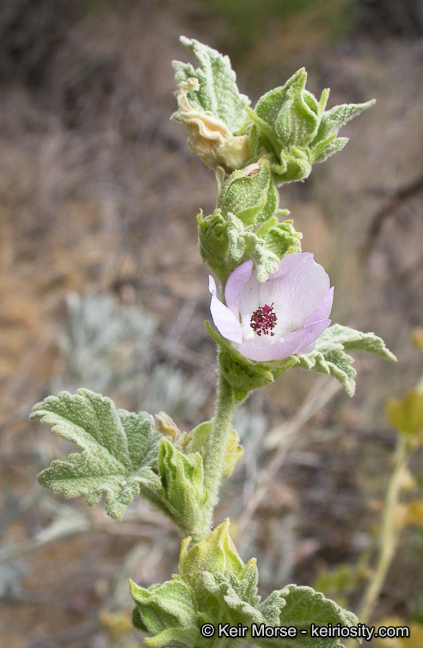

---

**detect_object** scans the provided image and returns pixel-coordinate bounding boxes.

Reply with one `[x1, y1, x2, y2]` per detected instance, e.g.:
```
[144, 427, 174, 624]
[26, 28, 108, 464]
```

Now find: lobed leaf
[294, 324, 396, 397]
[257, 584, 359, 648]
[31, 389, 162, 519]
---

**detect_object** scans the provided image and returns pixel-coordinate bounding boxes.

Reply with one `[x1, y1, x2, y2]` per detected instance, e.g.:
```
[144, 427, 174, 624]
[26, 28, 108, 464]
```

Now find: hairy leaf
[295, 324, 396, 397]
[31, 389, 161, 519]
[172, 36, 250, 134]
[186, 421, 243, 479]
[257, 584, 359, 648]
[158, 438, 208, 536]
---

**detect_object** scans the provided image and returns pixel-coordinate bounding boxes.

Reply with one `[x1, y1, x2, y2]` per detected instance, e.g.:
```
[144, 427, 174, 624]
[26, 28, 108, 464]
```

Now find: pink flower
[209, 253, 333, 362]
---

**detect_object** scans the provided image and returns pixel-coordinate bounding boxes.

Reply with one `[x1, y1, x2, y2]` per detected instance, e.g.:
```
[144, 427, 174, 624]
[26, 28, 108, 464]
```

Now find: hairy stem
[354, 436, 409, 628]
[195, 369, 235, 542]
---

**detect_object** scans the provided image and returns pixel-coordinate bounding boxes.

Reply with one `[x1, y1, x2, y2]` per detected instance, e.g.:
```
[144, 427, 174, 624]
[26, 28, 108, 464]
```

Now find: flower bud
[174, 78, 251, 171]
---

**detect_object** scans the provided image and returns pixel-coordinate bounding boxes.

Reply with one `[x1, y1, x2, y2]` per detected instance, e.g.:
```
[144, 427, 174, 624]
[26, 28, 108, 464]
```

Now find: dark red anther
[250, 303, 278, 336]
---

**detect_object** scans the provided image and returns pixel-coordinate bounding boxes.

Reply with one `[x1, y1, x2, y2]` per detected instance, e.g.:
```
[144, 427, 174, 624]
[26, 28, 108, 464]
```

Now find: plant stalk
[196, 369, 236, 542]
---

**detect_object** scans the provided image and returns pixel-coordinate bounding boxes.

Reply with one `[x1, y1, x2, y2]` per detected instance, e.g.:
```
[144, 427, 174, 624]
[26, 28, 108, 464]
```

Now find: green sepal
[197, 209, 231, 282]
[130, 577, 199, 647]
[270, 147, 312, 184]
[157, 438, 208, 536]
[273, 68, 319, 147]
[205, 321, 296, 393]
[228, 213, 302, 282]
[30, 389, 162, 520]
[311, 135, 349, 163]
[256, 584, 359, 648]
[294, 324, 396, 397]
[246, 68, 374, 184]
[172, 36, 249, 134]
[179, 520, 260, 614]
[199, 209, 302, 283]
[218, 157, 278, 226]
[312, 99, 375, 144]
[186, 421, 243, 479]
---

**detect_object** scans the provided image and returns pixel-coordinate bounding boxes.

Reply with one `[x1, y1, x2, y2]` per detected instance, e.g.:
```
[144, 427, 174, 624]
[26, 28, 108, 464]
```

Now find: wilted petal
[209, 276, 242, 344]
[176, 79, 251, 171]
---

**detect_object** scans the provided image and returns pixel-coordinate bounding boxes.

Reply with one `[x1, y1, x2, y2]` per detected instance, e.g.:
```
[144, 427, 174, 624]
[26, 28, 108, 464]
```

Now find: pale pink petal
[237, 319, 331, 361]
[270, 252, 314, 279]
[224, 260, 253, 311]
[305, 286, 334, 326]
[209, 276, 243, 344]
[265, 254, 330, 339]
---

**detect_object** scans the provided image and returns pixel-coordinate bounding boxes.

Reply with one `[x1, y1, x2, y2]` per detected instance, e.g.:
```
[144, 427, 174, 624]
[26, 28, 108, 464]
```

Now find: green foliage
[295, 324, 396, 397]
[257, 584, 359, 648]
[30, 389, 162, 520]
[244, 67, 375, 184]
[130, 577, 199, 648]
[198, 207, 301, 283]
[131, 521, 359, 648]
[205, 321, 296, 394]
[206, 322, 395, 397]
[218, 158, 279, 226]
[172, 38, 251, 171]
[157, 439, 208, 537]
[186, 421, 243, 479]
[173, 37, 249, 134]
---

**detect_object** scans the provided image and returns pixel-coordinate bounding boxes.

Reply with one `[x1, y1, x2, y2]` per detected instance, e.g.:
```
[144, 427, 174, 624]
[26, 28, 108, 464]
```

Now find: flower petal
[305, 286, 334, 326]
[237, 318, 331, 361]
[270, 252, 314, 279]
[264, 253, 331, 339]
[224, 260, 254, 312]
[209, 276, 243, 344]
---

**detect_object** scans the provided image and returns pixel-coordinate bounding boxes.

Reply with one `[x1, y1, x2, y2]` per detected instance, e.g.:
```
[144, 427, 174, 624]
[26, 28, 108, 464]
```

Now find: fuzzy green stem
[352, 436, 409, 631]
[195, 369, 236, 542]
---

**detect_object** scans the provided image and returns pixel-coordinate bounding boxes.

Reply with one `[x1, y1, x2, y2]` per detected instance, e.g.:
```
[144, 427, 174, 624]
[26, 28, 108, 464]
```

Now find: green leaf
[313, 100, 375, 144]
[179, 519, 260, 616]
[274, 69, 319, 147]
[294, 324, 396, 397]
[227, 213, 302, 282]
[157, 438, 208, 536]
[199, 206, 301, 284]
[218, 157, 278, 226]
[311, 136, 349, 163]
[130, 577, 197, 632]
[257, 584, 359, 648]
[186, 421, 243, 479]
[173, 36, 250, 134]
[30, 389, 161, 519]
[130, 577, 200, 648]
[197, 209, 231, 282]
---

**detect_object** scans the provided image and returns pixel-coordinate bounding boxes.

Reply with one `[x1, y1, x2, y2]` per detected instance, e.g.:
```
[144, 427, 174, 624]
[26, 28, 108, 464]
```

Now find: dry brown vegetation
[0, 1, 422, 646]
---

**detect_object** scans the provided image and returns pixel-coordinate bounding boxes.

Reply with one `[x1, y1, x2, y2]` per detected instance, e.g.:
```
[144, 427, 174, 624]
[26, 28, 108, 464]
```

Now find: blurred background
[0, 0, 422, 646]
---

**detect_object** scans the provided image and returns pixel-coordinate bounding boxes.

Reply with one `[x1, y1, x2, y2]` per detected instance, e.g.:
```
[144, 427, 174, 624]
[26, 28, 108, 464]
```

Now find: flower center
[250, 303, 278, 337]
